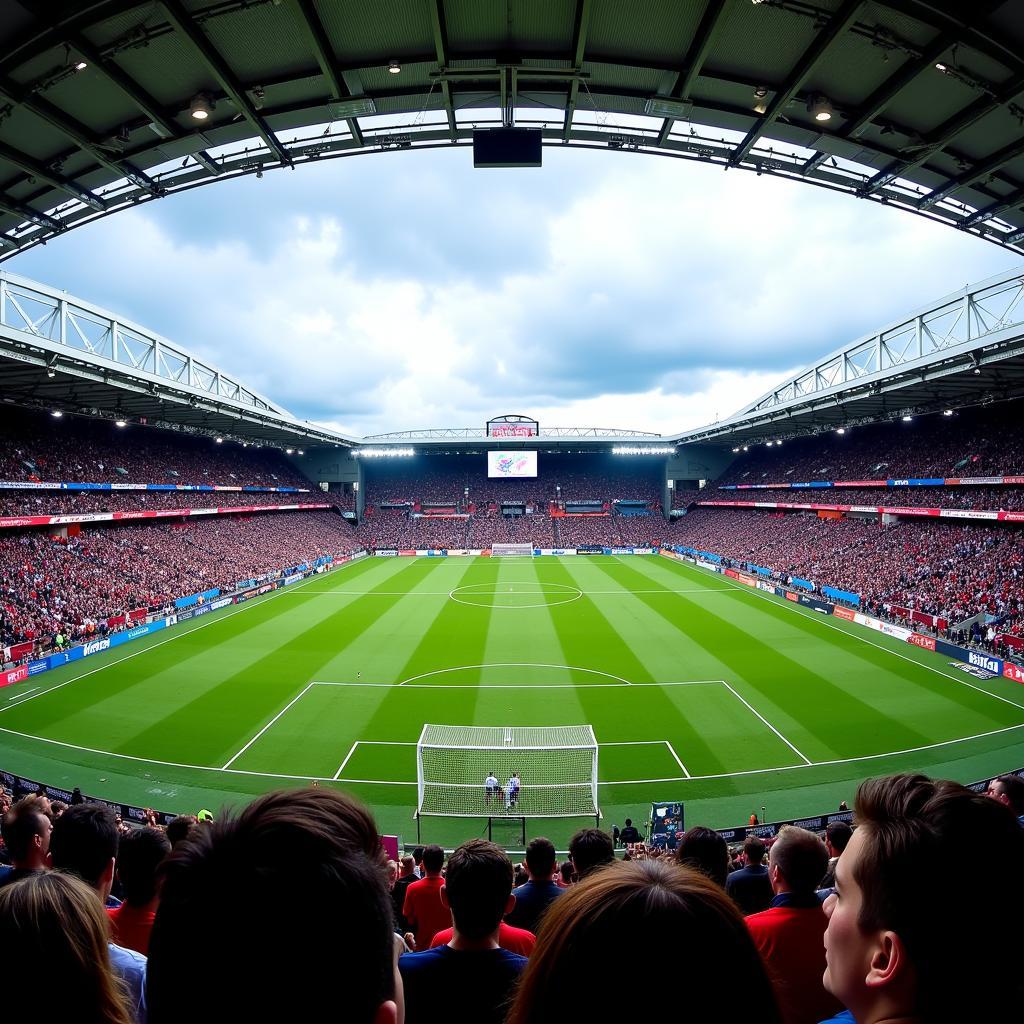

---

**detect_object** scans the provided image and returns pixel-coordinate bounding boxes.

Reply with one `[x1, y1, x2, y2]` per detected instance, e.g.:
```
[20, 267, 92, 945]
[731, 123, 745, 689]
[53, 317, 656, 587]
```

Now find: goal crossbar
[416, 723, 599, 820]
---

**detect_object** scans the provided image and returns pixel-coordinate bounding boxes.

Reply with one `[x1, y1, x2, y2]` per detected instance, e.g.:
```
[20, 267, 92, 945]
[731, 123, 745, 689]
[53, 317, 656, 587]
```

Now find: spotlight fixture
[732, 447, 740, 453]
[46, 366, 55, 378]
[51, 410, 62, 418]
[902, 415, 913, 422]
[388, 60, 401, 74]
[74, 60, 88, 71]
[742, 445, 749, 451]
[215, 437, 223, 443]
[115, 419, 127, 428]
[753, 86, 768, 115]
[836, 427, 846, 434]
[935, 62, 948, 73]
[286, 448, 294, 454]
[973, 367, 981, 375]
[297, 449, 305, 455]
[943, 409, 954, 416]
[190, 94, 212, 120]
[808, 95, 833, 122]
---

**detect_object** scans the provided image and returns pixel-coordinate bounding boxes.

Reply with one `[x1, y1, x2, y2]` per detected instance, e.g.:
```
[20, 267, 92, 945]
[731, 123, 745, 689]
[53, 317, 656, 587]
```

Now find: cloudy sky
[7, 145, 1018, 439]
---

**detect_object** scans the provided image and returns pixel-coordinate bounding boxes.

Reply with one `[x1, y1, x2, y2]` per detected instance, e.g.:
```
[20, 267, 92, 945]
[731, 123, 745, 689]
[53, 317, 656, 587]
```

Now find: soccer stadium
[1, 4, 1024, 1022]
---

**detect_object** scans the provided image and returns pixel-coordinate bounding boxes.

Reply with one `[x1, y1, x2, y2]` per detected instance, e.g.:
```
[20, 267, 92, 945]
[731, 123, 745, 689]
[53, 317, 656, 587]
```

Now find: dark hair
[49, 803, 118, 888]
[507, 861, 781, 1024]
[853, 774, 1024, 1022]
[1, 794, 50, 863]
[676, 826, 729, 887]
[825, 821, 852, 853]
[0, 871, 133, 1024]
[412, 846, 424, 863]
[525, 837, 556, 878]
[146, 788, 394, 1024]
[444, 839, 514, 940]
[165, 816, 197, 848]
[992, 773, 1024, 815]
[568, 828, 614, 879]
[421, 843, 444, 873]
[742, 836, 766, 864]
[116, 827, 171, 906]
[559, 861, 573, 883]
[769, 826, 827, 894]
[624, 818, 632, 826]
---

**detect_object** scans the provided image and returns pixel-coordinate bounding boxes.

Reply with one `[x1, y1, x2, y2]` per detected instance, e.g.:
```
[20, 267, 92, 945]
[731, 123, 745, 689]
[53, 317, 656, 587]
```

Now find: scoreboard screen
[487, 451, 538, 478]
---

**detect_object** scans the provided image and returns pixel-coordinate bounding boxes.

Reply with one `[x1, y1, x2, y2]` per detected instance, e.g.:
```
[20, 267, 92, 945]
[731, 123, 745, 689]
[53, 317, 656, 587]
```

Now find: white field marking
[4, 717, 1023, 790]
[7, 687, 39, 702]
[221, 681, 316, 769]
[449, 581, 583, 610]
[664, 741, 691, 778]
[333, 742, 359, 780]
[283, 587, 733, 596]
[719, 680, 814, 765]
[398, 663, 633, 687]
[678, 560, 1024, 714]
[0, 555, 372, 715]
[313, 679, 722, 689]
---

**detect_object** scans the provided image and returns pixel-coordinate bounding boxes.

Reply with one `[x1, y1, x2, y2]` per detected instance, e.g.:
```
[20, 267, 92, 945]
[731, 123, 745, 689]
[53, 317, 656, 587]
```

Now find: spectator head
[399, 854, 416, 876]
[116, 827, 171, 908]
[568, 828, 614, 880]
[421, 844, 445, 876]
[507, 861, 781, 1024]
[386, 860, 398, 887]
[986, 773, 1024, 816]
[742, 836, 766, 866]
[825, 821, 853, 858]
[441, 839, 515, 941]
[824, 774, 1024, 1024]
[768, 826, 828, 896]
[0, 794, 53, 870]
[559, 860, 573, 885]
[0, 871, 132, 1024]
[49, 802, 119, 897]
[165, 815, 197, 848]
[412, 846, 424, 868]
[676, 826, 729, 888]
[50, 799, 68, 820]
[525, 837, 556, 880]
[624, 818, 632, 827]
[146, 788, 398, 1024]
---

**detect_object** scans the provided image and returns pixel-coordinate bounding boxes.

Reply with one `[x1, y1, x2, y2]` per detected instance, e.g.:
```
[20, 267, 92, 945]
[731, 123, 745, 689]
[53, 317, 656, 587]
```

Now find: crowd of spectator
[717, 405, 1024, 486]
[1, 771, 1021, 1023]
[0, 407, 309, 489]
[553, 515, 662, 549]
[707, 484, 1024, 513]
[0, 511, 361, 652]
[670, 509, 1024, 638]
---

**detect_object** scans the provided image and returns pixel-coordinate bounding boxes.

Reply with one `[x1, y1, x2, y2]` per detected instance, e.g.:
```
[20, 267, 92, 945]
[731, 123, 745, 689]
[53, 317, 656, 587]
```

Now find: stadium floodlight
[190, 94, 212, 120]
[836, 427, 846, 434]
[297, 449, 304, 455]
[354, 447, 415, 458]
[115, 420, 126, 428]
[215, 437, 223, 443]
[388, 60, 401, 74]
[51, 410, 62, 418]
[809, 95, 833, 122]
[286, 448, 294, 454]
[902, 415, 913, 422]
[943, 409, 954, 416]
[415, 724, 599, 824]
[612, 446, 676, 455]
[732, 447, 740, 452]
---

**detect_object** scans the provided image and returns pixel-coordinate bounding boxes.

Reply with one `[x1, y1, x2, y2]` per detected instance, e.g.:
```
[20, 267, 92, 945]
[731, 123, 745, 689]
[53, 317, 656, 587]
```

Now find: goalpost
[490, 543, 534, 556]
[415, 724, 600, 840]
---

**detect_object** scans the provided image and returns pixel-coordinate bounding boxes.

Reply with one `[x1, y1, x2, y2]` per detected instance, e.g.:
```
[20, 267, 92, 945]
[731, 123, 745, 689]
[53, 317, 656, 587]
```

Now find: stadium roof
[1, 1, 1024, 260]
[675, 263, 1024, 447]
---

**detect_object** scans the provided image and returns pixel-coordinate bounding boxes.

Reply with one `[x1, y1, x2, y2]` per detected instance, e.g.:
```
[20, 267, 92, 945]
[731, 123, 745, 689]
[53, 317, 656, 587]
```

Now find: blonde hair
[0, 871, 133, 1024]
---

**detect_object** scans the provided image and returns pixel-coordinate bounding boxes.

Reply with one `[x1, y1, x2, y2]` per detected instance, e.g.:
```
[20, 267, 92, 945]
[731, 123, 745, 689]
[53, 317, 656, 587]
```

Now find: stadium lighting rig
[611, 446, 675, 455]
[354, 448, 415, 457]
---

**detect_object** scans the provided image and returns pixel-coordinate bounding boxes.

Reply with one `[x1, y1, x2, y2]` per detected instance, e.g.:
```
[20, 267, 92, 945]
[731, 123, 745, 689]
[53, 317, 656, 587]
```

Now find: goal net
[490, 543, 534, 557]
[416, 724, 599, 819]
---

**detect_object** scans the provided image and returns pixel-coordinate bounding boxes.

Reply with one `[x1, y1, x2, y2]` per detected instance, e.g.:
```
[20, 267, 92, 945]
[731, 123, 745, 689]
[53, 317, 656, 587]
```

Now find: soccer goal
[490, 543, 534, 556]
[415, 724, 600, 839]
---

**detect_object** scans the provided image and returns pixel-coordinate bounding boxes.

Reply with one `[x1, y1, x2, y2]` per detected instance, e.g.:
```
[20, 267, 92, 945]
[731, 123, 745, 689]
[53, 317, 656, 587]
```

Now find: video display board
[487, 451, 538, 478]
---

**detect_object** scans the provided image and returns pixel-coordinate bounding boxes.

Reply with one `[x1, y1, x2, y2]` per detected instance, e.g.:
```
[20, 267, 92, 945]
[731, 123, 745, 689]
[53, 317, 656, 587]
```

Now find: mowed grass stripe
[0, 555, 388, 740]
[648, 556, 1024, 730]
[590, 557, 937, 761]
[538, 558, 734, 779]
[114, 558, 451, 766]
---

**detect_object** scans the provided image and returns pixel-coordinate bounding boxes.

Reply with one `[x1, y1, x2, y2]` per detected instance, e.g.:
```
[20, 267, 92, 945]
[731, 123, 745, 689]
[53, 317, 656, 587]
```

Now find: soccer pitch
[3, 553, 1024, 847]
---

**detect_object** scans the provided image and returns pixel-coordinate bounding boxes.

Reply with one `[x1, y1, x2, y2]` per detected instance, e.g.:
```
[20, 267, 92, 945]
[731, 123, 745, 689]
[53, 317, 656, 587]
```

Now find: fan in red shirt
[402, 844, 451, 950]
[107, 826, 170, 955]
[430, 921, 535, 956]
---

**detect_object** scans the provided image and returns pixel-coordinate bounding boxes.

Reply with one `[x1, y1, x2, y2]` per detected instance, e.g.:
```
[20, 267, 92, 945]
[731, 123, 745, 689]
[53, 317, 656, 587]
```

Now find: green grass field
[3, 553, 1024, 848]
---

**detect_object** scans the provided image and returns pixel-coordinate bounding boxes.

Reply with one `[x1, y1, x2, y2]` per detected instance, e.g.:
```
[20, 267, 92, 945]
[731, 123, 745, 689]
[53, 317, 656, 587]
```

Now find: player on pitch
[485, 771, 499, 805]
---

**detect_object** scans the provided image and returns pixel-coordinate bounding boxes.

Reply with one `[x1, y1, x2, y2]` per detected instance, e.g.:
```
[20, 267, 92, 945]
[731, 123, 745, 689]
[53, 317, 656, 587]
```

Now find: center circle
[449, 581, 583, 609]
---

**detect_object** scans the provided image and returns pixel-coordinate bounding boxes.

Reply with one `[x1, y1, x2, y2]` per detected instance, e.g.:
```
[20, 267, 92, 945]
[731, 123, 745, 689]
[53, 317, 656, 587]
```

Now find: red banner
[908, 633, 937, 651]
[2, 640, 34, 662]
[833, 606, 856, 622]
[698, 499, 1020, 524]
[1, 664, 28, 688]
[129, 608, 148, 622]
[998, 633, 1024, 651]
[1004, 662, 1024, 684]
[0, 503, 331, 530]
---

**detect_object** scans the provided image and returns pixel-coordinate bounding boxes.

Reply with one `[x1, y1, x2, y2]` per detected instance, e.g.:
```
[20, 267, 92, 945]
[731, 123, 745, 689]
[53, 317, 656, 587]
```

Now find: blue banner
[886, 478, 945, 487]
[748, 564, 773, 577]
[822, 585, 861, 606]
[174, 587, 221, 609]
[789, 576, 814, 592]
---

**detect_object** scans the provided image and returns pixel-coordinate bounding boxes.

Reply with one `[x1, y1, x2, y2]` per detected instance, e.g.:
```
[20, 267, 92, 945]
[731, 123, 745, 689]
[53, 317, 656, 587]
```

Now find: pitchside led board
[649, 801, 685, 850]
[487, 451, 538, 478]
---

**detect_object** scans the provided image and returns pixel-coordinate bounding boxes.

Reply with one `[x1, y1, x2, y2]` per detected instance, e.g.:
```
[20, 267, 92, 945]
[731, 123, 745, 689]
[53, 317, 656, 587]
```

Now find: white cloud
[8, 147, 1017, 439]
